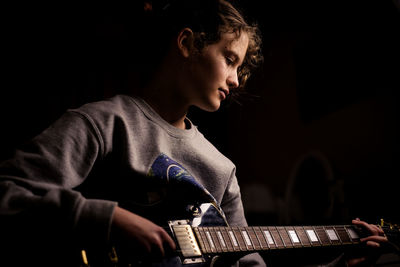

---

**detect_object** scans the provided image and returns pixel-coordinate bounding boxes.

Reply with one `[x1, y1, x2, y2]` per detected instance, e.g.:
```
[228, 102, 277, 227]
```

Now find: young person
[0, 0, 388, 266]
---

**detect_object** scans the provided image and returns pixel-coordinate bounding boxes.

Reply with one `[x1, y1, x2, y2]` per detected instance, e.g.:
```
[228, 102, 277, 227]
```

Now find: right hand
[111, 206, 176, 260]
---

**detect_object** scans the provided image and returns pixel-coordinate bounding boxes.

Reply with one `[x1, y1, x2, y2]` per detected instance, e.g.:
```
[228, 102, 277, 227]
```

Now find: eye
[225, 56, 234, 65]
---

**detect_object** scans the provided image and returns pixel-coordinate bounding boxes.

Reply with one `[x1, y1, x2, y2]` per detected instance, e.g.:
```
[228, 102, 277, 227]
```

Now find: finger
[347, 257, 367, 266]
[148, 234, 165, 259]
[160, 228, 176, 251]
[352, 219, 380, 235]
[360, 235, 388, 243]
[367, 223, 384, 234]
[374, 225, 385, 235]
[158, 240, 166, 258]
[366, 240, 381, 248]
[140, 242, 152, 255]
[377, 227, 385, 235]
[352, 219, 368, 227]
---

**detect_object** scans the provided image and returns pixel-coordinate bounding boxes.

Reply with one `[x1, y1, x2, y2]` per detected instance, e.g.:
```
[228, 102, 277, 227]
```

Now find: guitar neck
[191, 224, 364, 255]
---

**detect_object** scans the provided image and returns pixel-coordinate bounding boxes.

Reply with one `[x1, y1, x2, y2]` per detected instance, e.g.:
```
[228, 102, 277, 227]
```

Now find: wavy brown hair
[143, 0, 263, 93]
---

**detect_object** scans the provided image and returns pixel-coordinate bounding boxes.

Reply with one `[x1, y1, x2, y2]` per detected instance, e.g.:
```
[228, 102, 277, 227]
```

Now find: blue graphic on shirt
[148, 153, 217, 204]
[146, 153, 228, 227]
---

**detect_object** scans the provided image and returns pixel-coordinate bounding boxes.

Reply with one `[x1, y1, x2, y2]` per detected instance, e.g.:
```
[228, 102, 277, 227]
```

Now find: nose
[227, 70, 239, 89]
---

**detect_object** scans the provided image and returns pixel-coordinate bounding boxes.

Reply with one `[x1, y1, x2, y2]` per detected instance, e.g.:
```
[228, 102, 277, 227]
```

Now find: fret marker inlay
[263, 230, 275, 245]
[288, 230, 300, 243]
[347, 228, 359, 239]
[326, 229, 339, 241]
[206, 231, 215, 248]
[229, 231, 239, 247]
[217, 231, 226, 247]
[306, 230, 318, 242]
[242, 231, 252, 246]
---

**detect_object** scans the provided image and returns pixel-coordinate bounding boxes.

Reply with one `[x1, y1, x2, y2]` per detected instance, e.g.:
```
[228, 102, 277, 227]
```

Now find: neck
[136, 50, 191, 130]
[176, 224, 367, 257]
[140, 84, 190, 130]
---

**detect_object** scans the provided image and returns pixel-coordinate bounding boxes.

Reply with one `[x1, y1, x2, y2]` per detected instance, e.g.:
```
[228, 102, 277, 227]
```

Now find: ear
[176, 28, 194, 58]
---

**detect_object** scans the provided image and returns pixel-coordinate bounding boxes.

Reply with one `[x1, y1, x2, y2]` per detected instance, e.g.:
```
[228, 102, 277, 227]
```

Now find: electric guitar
[79, 202, 400, 267]
[77, 152, 399, 266]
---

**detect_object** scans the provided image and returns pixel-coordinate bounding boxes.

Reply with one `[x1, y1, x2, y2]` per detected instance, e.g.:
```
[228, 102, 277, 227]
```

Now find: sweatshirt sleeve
[221, 169, 267, 267]
[0, 111, 117, 247]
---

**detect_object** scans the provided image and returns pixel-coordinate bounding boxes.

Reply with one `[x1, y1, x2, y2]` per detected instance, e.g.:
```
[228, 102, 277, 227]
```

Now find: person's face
[184, 32, 249, 112]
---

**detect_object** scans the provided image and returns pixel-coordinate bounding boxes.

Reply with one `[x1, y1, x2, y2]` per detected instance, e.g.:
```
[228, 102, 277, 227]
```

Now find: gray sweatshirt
[0, 94, 265, 266]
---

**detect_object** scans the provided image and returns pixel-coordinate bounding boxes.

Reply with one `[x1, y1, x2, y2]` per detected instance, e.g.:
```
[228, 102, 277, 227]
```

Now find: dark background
[1, 0, 399, 232]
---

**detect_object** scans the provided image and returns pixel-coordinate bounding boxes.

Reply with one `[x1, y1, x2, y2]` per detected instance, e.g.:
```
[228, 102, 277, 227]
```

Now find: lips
[218, 88, 230, 100]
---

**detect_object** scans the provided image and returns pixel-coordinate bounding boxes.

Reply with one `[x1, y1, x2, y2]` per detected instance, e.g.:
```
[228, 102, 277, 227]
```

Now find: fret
[277, 227, 294, 248]
[227, 228, 241, 251]
[240, 227, 255, 251]
[325, 227, 341, 245]
[269, 226, 285, 248]
[335, 226, 352, 245]
[216, 231, 225, 247]
[315, 226, 331, 246]
[197, 227, 211, 253]
[215, 229, 228, 252]
[204, 228, 217, 253]
[261, 227, 276, 249]
[193, 227, 207, 253]
[232, 227, 247, 251]
[219, 227, 234, 251]
[209, 227, 223, 253]
[294, 226, 311, 247]
[248, 227, 262, 250]
[254, 227, 269, 250]
[304, 226, 322, 246]
[286, 227, 303, 248]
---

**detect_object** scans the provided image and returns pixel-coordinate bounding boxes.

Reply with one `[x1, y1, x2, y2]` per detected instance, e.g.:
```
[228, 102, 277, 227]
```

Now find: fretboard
[192, 225, 363, 254]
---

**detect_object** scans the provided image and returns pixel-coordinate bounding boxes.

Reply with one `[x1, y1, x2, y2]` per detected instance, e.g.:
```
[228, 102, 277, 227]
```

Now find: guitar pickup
[169, 220, 205, 264]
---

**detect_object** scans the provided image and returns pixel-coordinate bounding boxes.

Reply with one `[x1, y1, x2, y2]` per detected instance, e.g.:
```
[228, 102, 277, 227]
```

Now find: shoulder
[71, 94, 140, 118]
[65, 94, 152, 129]
[62, 94, 147, 138]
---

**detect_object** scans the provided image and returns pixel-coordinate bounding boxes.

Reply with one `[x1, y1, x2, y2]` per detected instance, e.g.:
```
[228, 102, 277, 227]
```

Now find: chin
[196, 100, 221, 112]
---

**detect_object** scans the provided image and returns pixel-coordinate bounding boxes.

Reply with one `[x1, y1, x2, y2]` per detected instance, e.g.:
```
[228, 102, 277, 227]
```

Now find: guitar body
[81, 153, 247, 267]
[84, 202, 233, 267]
[148, 202, 231, 267]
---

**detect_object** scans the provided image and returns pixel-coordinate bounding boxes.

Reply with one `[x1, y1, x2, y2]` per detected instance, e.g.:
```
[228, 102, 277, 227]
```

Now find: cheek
[192, 59, 217, 84]
[202, 60, 225, 83]
[188, 53, 225, 90]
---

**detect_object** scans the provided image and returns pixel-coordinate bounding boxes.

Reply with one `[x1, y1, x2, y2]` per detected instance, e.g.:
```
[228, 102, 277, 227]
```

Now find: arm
[0, 111, 116, 246]
[0, 110, 175, 263]
[111, 206, 176, 261]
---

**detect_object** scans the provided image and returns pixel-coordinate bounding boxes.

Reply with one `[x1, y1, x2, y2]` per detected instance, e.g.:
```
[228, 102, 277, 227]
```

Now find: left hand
[346, 218, 388, 266]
